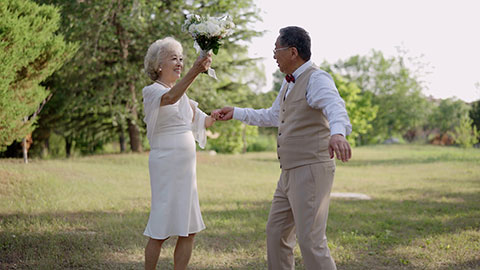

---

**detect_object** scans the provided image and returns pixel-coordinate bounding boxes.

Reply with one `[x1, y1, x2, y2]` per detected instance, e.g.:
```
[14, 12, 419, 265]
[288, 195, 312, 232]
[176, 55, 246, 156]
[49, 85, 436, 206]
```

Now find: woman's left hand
[205, 116, 216, 128]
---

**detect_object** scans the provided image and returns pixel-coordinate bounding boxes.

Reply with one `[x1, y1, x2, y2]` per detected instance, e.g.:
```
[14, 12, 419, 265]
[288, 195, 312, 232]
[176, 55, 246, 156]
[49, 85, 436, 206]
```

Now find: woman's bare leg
[173, 234, 196, 270]
[145, 237, 166, 270]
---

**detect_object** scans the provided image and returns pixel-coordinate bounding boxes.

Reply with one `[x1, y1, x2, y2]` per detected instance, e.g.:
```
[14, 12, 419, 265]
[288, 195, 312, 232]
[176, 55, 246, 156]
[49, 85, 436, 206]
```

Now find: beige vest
[277, 65, 331, 169]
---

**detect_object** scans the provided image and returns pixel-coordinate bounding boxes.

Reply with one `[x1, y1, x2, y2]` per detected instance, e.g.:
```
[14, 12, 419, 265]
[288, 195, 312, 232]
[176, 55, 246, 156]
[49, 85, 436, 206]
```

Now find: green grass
[1, 145, 479, 269]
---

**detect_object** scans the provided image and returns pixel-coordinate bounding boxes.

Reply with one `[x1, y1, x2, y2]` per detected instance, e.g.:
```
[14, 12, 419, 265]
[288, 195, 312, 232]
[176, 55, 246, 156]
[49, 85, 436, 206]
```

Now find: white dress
[142, 82, 207, 239]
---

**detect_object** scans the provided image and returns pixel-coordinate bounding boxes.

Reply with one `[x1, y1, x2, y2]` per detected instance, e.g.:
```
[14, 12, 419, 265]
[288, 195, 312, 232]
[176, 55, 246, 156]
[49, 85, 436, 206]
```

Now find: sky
[247, 0, 480, 102]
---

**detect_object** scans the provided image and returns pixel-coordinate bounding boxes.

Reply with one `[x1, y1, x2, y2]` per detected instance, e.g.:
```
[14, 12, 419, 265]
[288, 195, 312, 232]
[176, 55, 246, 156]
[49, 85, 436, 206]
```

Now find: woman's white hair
[144, 37, 183, 81]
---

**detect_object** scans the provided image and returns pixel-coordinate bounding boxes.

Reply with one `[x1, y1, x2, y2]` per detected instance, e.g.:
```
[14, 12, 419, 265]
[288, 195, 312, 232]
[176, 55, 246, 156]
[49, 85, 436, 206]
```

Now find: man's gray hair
[278, 26, 311, 61]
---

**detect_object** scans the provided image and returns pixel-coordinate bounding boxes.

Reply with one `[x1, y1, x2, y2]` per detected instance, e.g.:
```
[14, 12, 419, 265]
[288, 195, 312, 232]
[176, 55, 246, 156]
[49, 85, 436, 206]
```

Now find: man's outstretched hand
[211, 106, 234, 121]
[329, 134, 352, 162]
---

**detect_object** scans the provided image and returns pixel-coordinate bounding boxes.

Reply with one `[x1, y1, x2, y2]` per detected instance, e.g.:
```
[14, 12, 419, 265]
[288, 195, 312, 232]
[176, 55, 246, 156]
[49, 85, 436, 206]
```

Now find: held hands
[211, 106, 234, 121]
[329, 134, 352, 162]
[210, 108, 352, 162]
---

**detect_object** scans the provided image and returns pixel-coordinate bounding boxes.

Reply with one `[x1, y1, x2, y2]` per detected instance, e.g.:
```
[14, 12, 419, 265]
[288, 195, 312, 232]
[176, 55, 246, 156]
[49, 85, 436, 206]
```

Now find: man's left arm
[306, 71, 352, 162]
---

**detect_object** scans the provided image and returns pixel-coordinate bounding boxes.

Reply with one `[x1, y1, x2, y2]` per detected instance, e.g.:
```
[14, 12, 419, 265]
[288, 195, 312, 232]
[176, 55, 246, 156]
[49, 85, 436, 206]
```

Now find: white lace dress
[142, 82, 207, 239]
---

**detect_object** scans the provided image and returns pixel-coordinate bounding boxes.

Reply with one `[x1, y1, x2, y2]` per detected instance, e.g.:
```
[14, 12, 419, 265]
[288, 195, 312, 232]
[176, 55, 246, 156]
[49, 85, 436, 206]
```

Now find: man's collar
[292, 60, 312, 79]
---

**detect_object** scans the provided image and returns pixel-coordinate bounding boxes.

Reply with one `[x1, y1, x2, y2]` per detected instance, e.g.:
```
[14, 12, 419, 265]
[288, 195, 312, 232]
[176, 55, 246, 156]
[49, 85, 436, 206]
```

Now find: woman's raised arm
[160, 54, 212, 106]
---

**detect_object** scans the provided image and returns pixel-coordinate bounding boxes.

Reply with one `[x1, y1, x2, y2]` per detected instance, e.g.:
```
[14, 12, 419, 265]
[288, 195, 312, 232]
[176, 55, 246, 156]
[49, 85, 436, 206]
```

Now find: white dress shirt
[233, 60, 352, 136]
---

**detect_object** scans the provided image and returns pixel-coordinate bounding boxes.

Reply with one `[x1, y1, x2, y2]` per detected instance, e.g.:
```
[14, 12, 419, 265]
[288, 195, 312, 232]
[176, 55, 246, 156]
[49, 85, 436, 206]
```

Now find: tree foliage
[427, 98, 470, 134]
[207, 121, 258, 153]
[330, 73, 378, 146]
[453, 116, 479, 148]
[469, 99, 480, 141]
[271, 69, 284, 92]
[30, 0, 264, 155]
[0, 0, 77, 150]
[263, 68, 378, 147]
[324, 50, 429, 143]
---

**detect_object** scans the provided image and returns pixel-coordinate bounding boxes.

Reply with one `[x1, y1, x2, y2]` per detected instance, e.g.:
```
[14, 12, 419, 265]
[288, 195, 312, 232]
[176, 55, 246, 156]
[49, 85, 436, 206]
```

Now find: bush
[206, 121, 258, 154]
[247, 134, 276, 152]
[453, 117, 479, 148]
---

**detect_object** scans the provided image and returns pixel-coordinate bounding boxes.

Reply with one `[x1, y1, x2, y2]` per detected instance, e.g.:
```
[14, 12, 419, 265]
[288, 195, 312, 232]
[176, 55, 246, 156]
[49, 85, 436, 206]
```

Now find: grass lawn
[1, 145, 479, 269]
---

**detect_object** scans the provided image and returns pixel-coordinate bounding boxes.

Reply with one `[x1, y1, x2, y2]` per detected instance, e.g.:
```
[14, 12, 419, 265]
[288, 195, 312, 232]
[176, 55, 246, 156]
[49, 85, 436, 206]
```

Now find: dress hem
[143, 226, 206, 240]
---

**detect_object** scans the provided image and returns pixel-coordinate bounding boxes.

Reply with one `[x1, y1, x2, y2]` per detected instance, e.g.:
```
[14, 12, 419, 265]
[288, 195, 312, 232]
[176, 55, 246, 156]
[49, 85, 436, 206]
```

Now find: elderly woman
[142, 37, 215, 270]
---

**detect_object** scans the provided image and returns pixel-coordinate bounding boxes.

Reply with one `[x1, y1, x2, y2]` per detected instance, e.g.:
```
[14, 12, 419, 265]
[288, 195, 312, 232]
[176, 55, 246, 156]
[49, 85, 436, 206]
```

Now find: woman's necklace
[155, 80, 171, 88]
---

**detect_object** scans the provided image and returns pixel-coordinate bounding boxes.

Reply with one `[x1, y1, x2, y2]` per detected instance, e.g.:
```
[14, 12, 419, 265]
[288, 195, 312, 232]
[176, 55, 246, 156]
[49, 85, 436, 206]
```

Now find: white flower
[183, 13, 235, 54]
[188, 24, 198, 35]
[205, 21, 221, 36]
[196, 23, 208, 35]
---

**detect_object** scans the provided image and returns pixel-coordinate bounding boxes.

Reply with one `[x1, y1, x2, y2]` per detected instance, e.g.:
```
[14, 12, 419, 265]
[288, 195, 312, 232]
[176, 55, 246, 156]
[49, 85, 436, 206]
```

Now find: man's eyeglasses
[273, 47, 290, 54]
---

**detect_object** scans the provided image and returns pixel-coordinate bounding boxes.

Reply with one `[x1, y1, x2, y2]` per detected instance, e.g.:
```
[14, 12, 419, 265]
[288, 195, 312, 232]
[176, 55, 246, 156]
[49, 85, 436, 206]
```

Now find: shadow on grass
[330, 189, 480, 236]
[0, 210, 148, 269]
[1, 190, 479, 269]
[253, 155, 479, 167]
[341, 155, 480, 167]
[328, 189, 480, 270]
[437, 259, 480, 270]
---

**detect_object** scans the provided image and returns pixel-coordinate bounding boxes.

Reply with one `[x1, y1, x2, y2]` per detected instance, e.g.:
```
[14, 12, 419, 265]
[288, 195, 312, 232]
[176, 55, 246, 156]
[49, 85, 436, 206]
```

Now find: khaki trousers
[266, 161, 337, 270]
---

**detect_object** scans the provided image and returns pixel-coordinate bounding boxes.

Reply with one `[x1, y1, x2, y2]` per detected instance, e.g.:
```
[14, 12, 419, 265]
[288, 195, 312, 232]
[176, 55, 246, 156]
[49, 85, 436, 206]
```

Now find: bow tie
[285, 74, 295, 83]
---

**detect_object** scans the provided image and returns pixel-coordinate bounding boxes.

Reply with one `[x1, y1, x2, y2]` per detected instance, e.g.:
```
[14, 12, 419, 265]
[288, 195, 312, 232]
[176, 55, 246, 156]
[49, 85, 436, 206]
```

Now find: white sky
[248, 0, 480, 102]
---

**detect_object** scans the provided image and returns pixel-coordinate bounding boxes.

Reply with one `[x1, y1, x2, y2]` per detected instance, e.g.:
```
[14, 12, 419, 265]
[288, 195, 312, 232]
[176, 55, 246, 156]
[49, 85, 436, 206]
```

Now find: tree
[330, 73, 378, 146]
[33, 0, 264, 155]
[453, 116, 479, 148]
[0, 0, 77, 153]
[271, 69, 284, 92]
[325, 50, 430, 143]
[259, 68, 378, 147]
[207, 121, 258, 153]
[428, 98, 470, 134]
[469, 99, 480, 142]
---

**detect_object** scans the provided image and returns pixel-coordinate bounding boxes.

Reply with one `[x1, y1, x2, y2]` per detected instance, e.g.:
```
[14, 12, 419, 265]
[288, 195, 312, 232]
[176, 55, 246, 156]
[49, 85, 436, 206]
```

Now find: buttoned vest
[277, 65, 331, 169]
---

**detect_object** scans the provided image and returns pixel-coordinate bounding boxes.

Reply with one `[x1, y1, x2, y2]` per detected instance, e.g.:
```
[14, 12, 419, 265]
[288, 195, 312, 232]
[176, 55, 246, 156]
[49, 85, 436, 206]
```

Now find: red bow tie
[285, 74, 295, 83]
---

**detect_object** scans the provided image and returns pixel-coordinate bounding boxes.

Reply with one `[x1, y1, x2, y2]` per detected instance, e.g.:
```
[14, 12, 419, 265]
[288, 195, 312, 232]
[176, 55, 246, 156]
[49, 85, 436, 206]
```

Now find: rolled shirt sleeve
[232, 89, 282, 127]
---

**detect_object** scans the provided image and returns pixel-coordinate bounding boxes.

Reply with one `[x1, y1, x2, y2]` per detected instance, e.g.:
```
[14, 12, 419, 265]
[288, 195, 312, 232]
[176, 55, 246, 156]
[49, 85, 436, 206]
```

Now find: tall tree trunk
[65, 136, 73, 158]
[113, 7, 142, 152]
[21, 116, 31, 164]
[21, 133, 33, 164]
[127, 118, 142, 152]
[20, 94, 52, 162]
[127, 82, 142, 152]
[43, 138, 50, 158]
[22, 137, 28, 164]
[118, 127, 126, 153]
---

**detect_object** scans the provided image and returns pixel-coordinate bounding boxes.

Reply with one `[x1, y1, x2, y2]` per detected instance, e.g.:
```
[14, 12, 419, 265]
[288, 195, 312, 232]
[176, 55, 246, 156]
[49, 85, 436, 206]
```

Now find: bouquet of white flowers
[183, 14, 235, 79]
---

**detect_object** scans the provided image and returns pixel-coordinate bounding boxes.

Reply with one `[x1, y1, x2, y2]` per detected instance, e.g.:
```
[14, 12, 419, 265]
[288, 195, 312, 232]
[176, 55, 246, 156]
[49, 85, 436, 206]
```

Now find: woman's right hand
[160, 50, 213, 106]
[193, 53, 212, 73]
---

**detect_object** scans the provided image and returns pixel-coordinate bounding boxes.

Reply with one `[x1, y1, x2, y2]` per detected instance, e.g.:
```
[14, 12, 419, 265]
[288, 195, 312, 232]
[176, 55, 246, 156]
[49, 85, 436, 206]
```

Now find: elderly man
[213, 26, 352, 270]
